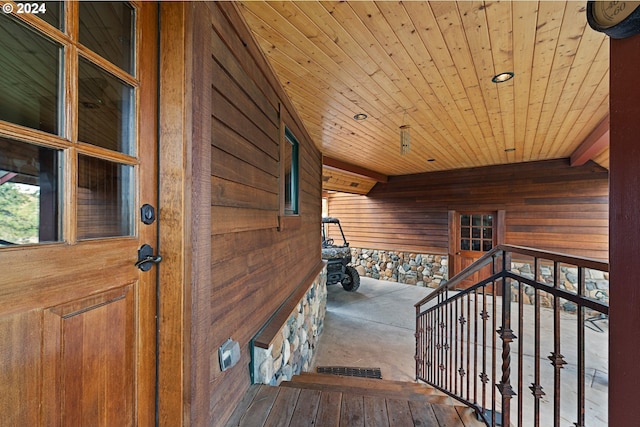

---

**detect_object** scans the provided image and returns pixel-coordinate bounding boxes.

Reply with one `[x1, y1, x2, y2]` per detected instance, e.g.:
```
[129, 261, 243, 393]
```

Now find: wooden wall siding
[328, 159, 609, 261]
[181, 3, 323, 425]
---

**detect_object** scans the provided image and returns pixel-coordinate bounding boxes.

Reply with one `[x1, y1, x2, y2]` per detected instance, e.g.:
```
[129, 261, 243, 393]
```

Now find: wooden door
[0, 3, 157, 425]
[449, 211, 504, 289]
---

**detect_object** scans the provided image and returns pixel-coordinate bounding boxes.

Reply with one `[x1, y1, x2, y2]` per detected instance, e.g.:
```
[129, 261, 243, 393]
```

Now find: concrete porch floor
[310, 276, 609, 426]
[311, 277, 432, 382]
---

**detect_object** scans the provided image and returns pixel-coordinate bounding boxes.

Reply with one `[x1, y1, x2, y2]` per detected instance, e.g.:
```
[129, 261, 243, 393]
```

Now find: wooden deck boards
[225, 375, 485, 427]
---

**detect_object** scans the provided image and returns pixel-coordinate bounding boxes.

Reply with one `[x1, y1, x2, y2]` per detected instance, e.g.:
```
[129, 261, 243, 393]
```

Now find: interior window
[79, 1, 135, 74]
[0, 137, 61, 246]
[284, 128, 299, 215]
[77, 155, 133, 240]
[40, 2, 64, 30]
[0, 14, 62, 135]
[78, 57, 135, 155]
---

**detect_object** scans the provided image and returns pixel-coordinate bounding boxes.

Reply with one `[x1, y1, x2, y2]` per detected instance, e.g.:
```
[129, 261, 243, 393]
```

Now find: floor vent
[316, 366, 382, 379]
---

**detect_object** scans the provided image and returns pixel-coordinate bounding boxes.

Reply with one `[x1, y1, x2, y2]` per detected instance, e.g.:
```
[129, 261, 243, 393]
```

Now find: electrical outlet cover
[219, 338, 241, 371]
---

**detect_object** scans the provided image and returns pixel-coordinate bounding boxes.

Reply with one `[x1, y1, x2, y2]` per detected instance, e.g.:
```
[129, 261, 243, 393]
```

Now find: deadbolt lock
[140, 204, 156, 225]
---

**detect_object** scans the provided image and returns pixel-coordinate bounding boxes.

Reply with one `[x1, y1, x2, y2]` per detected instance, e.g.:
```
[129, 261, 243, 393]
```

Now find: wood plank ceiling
[237, 1, 610, 194]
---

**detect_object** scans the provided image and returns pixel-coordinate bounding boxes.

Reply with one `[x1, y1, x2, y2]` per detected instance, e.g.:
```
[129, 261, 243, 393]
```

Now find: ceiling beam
[322, 156, 388, 183]
[570, 116, 610, 166]
[0, 172, 17, 186]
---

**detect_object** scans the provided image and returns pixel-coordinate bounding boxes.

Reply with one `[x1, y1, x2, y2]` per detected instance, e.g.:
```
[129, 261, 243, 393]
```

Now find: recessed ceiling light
[353, 113, 368, 121]
[492, 72, 515, 83]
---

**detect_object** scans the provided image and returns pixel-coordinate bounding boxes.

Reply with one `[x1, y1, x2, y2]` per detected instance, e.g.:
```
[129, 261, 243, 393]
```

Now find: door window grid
[460, 214, 493, 252]
[0, 2, 139, 246]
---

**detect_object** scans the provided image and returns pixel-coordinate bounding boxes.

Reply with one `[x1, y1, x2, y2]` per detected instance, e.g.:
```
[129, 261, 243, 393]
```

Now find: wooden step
[289, 372, 447, 395]
[280, 372, 459, 405]
[225, 383, 486, 427]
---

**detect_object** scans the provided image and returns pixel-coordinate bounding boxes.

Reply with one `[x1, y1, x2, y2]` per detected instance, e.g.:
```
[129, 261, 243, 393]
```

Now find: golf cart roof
[321, 217, 341, 224]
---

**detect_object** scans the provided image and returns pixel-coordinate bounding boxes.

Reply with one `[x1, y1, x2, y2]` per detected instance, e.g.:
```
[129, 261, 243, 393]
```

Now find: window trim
[283, 126, 299, 216]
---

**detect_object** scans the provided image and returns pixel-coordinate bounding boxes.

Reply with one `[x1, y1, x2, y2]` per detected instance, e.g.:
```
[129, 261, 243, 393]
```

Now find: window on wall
[284, 128, 299, 215]
[460, 214, 494, 252]
[0, 2, 139, 247]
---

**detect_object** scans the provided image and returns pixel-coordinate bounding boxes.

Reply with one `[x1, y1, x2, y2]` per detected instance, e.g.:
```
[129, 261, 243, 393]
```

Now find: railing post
[576, 266, 586, 427]
[415, 304, 421, 382]
[497, 249, 516, 426]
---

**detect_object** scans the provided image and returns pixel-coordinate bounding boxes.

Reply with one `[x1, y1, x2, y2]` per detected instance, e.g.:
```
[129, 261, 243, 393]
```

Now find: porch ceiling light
[400, 125, 410, 155]
[492, 72, 514, 83]
[400, 109, 410, 155]
[353, 113, 368, 121]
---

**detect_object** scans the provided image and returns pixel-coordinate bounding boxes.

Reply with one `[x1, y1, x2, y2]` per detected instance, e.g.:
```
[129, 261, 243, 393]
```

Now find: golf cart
[321, 217, 360, 292]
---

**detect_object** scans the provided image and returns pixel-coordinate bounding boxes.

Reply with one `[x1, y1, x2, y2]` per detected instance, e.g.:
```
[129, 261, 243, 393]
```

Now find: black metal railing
[415, 245, 609, 427]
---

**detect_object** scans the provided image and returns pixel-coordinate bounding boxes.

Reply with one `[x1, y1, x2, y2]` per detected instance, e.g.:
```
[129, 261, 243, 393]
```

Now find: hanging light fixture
[400, 125, 411, 154]
[400, 110, 410, 155]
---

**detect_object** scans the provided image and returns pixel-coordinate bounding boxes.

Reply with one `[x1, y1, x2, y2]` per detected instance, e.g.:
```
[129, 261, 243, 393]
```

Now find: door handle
[136, 244, 162, 271]
[456, 252, 461, 255]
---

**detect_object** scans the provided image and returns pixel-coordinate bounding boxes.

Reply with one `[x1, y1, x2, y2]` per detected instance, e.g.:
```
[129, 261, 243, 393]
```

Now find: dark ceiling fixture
[586, 0, 640, 39]
[400, 109, 410, 155]
[492, 72, 515, 83]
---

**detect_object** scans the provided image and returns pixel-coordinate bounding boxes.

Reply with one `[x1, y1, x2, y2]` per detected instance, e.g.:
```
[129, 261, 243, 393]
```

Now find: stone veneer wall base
[252, 267, 327, 385]
[349, 248, 448, 287]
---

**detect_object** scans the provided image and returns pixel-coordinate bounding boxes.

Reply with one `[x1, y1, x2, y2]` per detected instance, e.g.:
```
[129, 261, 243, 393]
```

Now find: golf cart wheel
[342, 265, 360, 292]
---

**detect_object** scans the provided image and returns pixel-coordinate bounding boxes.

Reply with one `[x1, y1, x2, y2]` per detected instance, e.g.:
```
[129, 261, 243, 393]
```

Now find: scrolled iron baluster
[496, 253, 516, 427]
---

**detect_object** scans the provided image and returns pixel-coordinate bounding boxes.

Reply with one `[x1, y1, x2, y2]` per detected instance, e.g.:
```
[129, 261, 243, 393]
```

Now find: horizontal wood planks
[226, 381, 485, 427]
[328, 159, 608, 260]
[185, 3, 324, 426]
[237, 1, 610, 176]
[322, 166, 377, 195]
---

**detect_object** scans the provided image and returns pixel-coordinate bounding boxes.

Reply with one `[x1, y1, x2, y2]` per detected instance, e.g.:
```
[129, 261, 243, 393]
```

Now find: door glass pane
[77, 155, 133, 239]
[0, 137, 61, 246]
[0, 15, 62, 134]
[472, 240, 481, 251]
[472, 215, 481, 226]
[79, 1, 135, 74]
[78, 58, 134, 155]
[461, 240, 470, 251]
[483, 240, 492, 251]
[41, 2, 64, 29]
[460, 215, 470, 226]
[472, 227, 481, 239]
[483, 215, 493, 226]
